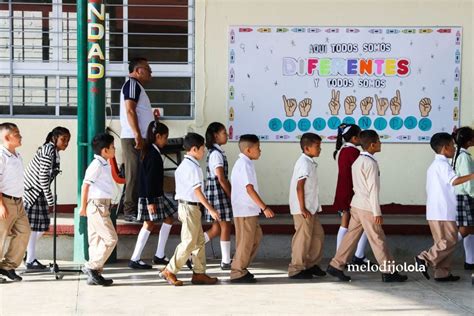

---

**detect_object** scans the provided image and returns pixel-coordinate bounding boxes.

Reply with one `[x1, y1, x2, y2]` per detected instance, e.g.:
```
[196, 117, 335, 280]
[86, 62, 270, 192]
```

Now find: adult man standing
[120, 57, 154, 222]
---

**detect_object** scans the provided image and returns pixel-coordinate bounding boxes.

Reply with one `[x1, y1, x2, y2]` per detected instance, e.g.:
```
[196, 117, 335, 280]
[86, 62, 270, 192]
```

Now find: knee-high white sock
[464, 235, 474, 264]
[204, 232, 210, 244]
[336, 226, 348, 251]
[131, 228, 151, 261]
[458, 232, 463, 241]
[355, 232, 368, 259]
[26, 231, 38, 263]
[220, 241, 231, 264]
[155, 223, 172, 258]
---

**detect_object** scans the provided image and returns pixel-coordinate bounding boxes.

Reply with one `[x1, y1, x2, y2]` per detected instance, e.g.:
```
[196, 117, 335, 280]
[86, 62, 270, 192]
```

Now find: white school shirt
[289, 153, 322, 215]
[83, 155, 114, 199]
[426, 154, 458, 221]
[454, 149, 473, 197]
[350, 152, 382, 216]
[231, 153, 261, 217]
[174, 155, 203, 203]
[0, 146, 24, 198]
[208, 144, 225, 177]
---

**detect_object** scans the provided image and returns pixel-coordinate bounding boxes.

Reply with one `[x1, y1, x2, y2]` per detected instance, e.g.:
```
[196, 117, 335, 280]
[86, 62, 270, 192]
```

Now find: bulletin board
[227, 26, 462, 142]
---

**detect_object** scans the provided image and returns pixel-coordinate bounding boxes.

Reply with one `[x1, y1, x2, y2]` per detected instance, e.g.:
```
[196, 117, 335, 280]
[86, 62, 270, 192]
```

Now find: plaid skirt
[204, 177, 233, 222]
[25, 192, 50, 232]
[456, 194, 474, 227]
[137, 195, 177, 222]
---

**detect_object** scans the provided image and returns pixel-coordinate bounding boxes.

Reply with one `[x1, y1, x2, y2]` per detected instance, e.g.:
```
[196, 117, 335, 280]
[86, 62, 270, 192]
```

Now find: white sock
[458, 232, 463, 241]
[130, 228, 151, 261]
[220, 241, 231, 264]
[336, 226, 348, 251]
[155, 223, 172, 258]
[26, 231, 38, 263]
[464, 235, 474, 264]
[204, 232, 210, 244]
[355, 232, 368, 259]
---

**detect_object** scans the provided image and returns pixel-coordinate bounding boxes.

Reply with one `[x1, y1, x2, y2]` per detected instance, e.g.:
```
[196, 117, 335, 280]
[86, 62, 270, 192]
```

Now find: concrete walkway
[1, 259, 472, 315]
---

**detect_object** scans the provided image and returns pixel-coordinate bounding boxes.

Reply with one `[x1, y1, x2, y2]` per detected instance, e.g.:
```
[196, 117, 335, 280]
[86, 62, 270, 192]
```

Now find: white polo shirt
[0, 146, 24, 198]
[83, 155, 114, 199]
[426, 154, 458, 221]
[208, 144, 225, 177]
[289, 153, 322, 215]
[231, 153, 261, 217]
[174, 155, 203, 203]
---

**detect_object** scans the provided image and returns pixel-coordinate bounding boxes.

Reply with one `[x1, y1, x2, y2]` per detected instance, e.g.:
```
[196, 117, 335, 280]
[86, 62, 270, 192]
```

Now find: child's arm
[194, 187, 221, 221]
[296, 179, 311, 218]
[452, 173, 474, 186]
[246, 184, 274, 218]
[365, 161, 382, 223]
[0, 158, 7, 220]
[215, 167, 231, 198]
[79, 183, 90, 217]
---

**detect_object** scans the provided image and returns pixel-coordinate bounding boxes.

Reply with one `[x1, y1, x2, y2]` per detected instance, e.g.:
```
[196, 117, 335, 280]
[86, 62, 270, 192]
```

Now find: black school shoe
[326, 265, 351, 282]
[289, 270, 313, 280]
[220, 261, 232, 270]
[381, 272, 408, 282]
[26, 259, 48, 271]
[128, 260, 152, 270]
[0, 269, 22, 281]
[230, 272, 257, 283]
[307, 265, 327, 277]
[153, 256, 170, 265]
[434, 274, 460, 282]
[464, 262, 474, 270]
[82, 267, 105, 286]
[414, 256, 430, 280]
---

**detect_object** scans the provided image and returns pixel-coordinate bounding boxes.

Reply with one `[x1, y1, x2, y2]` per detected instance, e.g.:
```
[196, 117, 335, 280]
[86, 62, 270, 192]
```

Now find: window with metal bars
[0, 0, 195, 118]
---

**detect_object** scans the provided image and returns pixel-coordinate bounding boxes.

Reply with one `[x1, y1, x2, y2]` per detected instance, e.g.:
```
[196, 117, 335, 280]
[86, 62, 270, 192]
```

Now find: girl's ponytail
[333, 124, 346, 160]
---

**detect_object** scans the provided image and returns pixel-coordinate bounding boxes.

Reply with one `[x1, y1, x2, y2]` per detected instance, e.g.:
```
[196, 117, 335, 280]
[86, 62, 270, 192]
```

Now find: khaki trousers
[84, 199, 118, 270]
[121, 138, 140, 216]
[167, 203, 206, 274]
[330, 207, 394, 272]
[418, 220, 458, 278]
[230, 216, 262, 279]
[0, 197, 31, 270]
[288, 214, 325, 276]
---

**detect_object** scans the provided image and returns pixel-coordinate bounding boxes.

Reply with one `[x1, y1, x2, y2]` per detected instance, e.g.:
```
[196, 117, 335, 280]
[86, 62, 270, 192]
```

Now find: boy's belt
[178, 200, 200, 206]
[2, 193, 22, 201]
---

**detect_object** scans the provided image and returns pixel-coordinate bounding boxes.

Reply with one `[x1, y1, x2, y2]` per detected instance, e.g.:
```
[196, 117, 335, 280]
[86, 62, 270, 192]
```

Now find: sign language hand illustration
[344, 96, 357, 115]
[360, 96, 373, 115]
[390, 90, 402, 115]
[328, 89, 340, 115]
[419, 97, 432, 117]
[282, 95, 297, 117]
[375, 94, 389, 115]
[298, 98, 312, 117]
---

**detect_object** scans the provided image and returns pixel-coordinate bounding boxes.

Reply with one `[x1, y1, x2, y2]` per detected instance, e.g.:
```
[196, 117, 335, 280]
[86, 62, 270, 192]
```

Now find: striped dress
[24, 142, 60, 232]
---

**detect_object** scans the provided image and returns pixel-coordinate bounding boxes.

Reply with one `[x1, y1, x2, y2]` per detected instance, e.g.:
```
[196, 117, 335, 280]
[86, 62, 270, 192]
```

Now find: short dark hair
[430, 132, 453, 154]
[183, 132, 205, 151]
[300, 132, 322, 151]
[129, 57, 148, 73]
[92, 133, 114, 155]
[238, 134, 259, 152]
[359, 130, 379, 150]
[0, 122, 18, 134]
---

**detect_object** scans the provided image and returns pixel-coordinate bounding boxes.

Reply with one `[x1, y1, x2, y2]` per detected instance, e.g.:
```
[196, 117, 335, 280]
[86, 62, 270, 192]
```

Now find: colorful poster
[227, 26, 462, 142]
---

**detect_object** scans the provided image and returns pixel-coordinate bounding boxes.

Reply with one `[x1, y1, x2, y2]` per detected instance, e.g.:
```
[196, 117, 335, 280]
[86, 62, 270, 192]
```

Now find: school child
[23, 127, 70, 270]
[288, 133, 326, 279]
[452, 127, 474, 270]
[230, 134, 275, 283]
[415, 132, 474, 281]
[160, 132, 220, 286]
[332, 124, 371, 266]
[203, 122, 233, 270]
[80, 133, 118, 286]
[128, 121, 177, 269]
[327, 130, 407, 282]
[0, 123, 30, 282]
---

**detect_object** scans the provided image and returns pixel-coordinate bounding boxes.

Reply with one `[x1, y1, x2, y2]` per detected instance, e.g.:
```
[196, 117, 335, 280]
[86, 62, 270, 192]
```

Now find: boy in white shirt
[230, 134, 274, 283]
[160, 133, 220, 286]
[0, 123, 30, 282]
[288, 133, 326, 279]
[80, 133, 118, 286]
[415, 132, 474, 282]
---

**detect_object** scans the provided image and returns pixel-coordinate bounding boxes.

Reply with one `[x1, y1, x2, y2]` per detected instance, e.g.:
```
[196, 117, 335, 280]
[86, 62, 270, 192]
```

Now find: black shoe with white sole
[0, 269, 22, 281]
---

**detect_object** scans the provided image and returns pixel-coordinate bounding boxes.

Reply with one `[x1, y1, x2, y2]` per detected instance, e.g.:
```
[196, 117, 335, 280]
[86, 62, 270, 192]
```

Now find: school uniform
[0, 146, 31, 270]
[454, 149, 473, 227]
[330, 152, 395, 272]
[166, 155, 207, 274]
[23, 142, 60, 232]
[417, 154, 459, 278]
[333, 143, 360, 211]
[288, 154, 325, 277]
[83, 155, 118, 271]
[137, 144, 177, 222]
[230, 153, 262, 280]
[205, 144, 232, 222]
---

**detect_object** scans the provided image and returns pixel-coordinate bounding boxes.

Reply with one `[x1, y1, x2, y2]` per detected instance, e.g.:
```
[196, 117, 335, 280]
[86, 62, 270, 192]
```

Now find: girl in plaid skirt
[23, 126, 70, 270]
[129, 121, 177, 270]
[203, 122, 233, 270]
[452, 126, 474, 270]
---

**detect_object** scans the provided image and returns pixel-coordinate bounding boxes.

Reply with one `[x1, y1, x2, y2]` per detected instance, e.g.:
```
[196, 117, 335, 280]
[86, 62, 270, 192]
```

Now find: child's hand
[79, 207, 87, 217]
[301, 208, 312, 219]
[209, 208, 221, 221]
[147, 204, 157, 214]
[374, 215, 383, 225]
[0, 203, 8, 220]
[263, 207, 275, 218]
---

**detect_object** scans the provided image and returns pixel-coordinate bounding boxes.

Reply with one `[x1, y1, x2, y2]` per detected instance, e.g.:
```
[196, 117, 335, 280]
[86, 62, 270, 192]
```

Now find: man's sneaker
[0, 269, 22, 281]
[326, 265, 351, 282]
[128, 260, 152, 270]
[289, 270, 313, 279]
[307, 265, 327, 277]
[191, 273, 218, 285]
[159, 268, 183, 286]
[464, 262, 474, 270]
[230, 272, 257, 283]
[434, 274, 460, 282]
[26, 259, 48, 271]
[220, 261, 232, 270]
[152, 256, 169, 265]
[414, 256, 430, 280]
[382, 272, 408, 282]
[82, 267, 104, 285]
